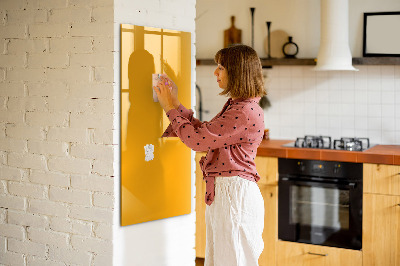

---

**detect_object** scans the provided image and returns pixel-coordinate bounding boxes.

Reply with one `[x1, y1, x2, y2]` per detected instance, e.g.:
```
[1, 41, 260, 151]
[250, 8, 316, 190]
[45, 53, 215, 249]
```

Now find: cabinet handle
[397, 204, 400, 207]
[307, 252, 328, 256]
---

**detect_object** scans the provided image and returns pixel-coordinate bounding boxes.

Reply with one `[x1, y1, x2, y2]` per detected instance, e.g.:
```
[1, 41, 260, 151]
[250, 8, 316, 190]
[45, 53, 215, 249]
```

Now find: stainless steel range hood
[314, 0, 358, 71]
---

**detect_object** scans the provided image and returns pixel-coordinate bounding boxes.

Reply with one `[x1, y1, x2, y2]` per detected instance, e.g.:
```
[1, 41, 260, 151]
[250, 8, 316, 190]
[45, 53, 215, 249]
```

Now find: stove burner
[333, 137, 370, 151]
[286, 136, 372, 151]
[295, 135, 332, 149]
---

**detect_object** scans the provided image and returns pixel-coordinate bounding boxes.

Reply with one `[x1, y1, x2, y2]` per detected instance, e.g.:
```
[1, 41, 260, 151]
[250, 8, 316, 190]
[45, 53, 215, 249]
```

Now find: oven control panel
[281, 158, 362, 180]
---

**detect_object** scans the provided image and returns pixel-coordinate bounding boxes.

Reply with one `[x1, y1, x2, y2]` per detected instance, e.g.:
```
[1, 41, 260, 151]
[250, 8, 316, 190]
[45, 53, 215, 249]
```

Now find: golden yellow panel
[120, 24, 192, 226]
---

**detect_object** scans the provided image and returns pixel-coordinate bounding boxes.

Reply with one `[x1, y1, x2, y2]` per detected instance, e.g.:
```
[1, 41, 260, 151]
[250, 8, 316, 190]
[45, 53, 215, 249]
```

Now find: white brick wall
[2, 0, 197, 264]
[0, 0, 115, 265]
[8, 210, 49, 229]
[8, 238, 47, 257]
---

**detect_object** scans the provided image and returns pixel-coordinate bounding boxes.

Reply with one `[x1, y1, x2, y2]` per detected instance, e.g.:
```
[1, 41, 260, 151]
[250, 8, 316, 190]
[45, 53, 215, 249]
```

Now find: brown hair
[214, 44, 267, 99]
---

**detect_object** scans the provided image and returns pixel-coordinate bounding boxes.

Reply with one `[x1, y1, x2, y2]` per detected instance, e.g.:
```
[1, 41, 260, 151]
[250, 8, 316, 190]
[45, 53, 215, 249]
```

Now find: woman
[153, 44, 266, 266]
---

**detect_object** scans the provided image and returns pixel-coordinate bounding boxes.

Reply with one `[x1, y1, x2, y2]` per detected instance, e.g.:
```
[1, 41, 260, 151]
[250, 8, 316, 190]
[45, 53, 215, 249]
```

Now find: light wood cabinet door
[195, 152, 207, 258]
[363, 193, 400, 266]
[277, 241, 362, 266]
[255, 156, 278, 186]
[259, 185, 278, 266]
[364, 164, 400, 196]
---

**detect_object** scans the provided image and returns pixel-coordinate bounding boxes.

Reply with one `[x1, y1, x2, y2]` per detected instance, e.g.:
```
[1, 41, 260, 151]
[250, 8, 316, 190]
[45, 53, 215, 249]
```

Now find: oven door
[278, 176, 362, 250]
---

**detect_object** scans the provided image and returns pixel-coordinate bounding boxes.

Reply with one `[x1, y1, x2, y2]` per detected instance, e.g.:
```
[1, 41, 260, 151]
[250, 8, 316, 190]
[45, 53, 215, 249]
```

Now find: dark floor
[195, 257, 205, 266]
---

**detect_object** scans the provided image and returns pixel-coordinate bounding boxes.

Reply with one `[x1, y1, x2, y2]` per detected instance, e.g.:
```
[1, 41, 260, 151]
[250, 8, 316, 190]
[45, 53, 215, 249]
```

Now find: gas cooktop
[282, 135, 375, 151]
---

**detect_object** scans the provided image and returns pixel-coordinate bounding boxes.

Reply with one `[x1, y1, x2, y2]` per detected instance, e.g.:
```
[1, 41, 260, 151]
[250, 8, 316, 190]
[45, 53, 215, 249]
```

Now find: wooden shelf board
[196, 57, 400, 67]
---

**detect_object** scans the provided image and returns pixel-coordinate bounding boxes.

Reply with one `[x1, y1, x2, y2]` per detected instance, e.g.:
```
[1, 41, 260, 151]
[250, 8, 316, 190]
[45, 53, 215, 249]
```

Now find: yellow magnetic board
[120, 24, 192, 226]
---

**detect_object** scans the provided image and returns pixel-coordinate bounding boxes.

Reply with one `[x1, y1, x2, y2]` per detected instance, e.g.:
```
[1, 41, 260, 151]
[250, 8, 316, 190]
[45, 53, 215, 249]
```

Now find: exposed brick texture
[1, 0, 197, 264]
[0, 0, 114, 264]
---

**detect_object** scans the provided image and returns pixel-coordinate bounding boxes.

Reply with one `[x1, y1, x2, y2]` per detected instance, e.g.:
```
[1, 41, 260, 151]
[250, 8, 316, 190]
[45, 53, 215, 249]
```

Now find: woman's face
[214, 64, 228, 89]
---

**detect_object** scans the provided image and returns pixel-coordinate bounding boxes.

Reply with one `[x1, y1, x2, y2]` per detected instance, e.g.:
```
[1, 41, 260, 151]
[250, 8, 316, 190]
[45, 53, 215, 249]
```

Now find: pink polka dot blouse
[161, 97, 265, 205]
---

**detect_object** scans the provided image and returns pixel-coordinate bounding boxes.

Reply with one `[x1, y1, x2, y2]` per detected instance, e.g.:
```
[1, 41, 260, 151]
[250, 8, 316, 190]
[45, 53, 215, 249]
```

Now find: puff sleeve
[164, 106, 249, 152]
[161, 103, 202, 138]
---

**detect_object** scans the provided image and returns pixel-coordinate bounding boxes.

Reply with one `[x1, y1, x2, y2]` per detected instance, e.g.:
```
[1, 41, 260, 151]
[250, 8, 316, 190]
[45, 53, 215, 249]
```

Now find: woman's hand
[169, 77, 179, 107]
[153, 76, 175, 113]
[160, 74, 180, 108]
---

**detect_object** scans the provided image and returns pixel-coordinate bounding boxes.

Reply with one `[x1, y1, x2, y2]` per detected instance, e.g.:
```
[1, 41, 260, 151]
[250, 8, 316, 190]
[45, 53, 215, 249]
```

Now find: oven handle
[280, 177, 357, 189]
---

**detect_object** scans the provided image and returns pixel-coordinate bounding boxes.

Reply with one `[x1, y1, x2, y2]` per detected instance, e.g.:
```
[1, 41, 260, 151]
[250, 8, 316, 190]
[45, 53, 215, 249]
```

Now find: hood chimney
[314, 0, 358, 71]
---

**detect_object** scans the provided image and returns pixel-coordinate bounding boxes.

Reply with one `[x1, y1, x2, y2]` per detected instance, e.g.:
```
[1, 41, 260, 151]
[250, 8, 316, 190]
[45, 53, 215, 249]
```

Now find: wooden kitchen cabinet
[363, 193, 400, 266]
[195, 152, 207, 258]
[255, 156, 278, 186]
[364, 163, 400, 196]
[276, 241, 362, 266]
[195, 154, 279, 263]
[259, 184, 278, 266]
[363, 163, 400, 266]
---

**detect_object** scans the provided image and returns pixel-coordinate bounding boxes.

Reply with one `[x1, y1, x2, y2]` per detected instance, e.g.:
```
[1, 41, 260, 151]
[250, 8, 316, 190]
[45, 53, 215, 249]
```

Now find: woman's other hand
[160, 75, 180, 108]
[153, 77, 175, 113]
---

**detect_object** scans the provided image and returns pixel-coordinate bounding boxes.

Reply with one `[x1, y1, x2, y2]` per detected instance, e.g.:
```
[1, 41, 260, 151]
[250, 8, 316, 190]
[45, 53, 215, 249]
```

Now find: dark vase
[282, 36, 299, 58]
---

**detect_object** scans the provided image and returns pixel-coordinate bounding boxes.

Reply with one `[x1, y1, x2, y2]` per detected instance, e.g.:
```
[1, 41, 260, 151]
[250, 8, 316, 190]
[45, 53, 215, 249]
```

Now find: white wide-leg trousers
[205, 176, 264, 266]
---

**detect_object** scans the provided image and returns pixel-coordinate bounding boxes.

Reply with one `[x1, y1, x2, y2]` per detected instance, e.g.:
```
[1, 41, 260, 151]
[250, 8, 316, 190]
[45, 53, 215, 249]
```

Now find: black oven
[278, 158, 363, 250]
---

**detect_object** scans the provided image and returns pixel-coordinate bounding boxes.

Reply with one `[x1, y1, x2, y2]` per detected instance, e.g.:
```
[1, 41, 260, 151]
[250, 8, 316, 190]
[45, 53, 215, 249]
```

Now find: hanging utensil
[250, 7, 255, 48]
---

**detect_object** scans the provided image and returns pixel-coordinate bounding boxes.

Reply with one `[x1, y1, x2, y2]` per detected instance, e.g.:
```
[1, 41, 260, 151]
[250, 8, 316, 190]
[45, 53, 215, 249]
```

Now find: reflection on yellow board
[120, 25, 192, 226]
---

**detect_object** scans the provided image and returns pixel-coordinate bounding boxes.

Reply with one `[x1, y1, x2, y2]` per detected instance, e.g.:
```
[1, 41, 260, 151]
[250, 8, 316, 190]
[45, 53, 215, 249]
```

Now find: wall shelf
[352, 57, 400, 65]
[196, 57, 400, 67]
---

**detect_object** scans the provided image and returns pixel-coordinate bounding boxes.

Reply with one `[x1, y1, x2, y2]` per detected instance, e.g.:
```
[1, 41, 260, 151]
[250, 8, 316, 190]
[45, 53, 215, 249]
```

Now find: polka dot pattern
[161, 97, 265, 205]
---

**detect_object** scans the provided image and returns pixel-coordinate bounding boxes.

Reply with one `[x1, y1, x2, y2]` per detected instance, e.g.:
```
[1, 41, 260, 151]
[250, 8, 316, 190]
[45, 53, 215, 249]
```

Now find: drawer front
[364, 164, 400, 196]
[277, 241, 362, 266]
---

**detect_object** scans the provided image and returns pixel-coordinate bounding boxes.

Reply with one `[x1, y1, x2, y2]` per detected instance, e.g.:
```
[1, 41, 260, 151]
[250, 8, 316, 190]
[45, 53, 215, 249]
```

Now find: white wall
[113, 0, 197, 266]
[196, 0, 400, 145]
[196, 0, 400, 58]
[0, 0, 115, 265]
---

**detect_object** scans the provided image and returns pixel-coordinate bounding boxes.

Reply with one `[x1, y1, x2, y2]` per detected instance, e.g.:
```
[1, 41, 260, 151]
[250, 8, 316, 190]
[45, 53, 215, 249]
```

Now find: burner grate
[333, 137, 370, 151]
[286, 136, 372, 151]
[295, 135, 332, 149]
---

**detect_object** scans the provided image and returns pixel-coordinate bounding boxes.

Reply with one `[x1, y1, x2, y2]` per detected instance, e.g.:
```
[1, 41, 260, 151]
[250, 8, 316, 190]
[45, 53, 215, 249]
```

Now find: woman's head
[214, 44, 266, 99]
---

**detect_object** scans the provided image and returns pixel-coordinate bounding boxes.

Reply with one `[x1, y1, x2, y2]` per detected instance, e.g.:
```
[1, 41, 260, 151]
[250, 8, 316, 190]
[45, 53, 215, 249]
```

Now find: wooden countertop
[256, 139, 400, 165]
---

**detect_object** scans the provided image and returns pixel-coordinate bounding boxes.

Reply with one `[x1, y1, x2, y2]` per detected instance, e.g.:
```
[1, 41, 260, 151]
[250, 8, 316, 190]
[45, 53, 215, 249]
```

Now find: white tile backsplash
[367, 91, 381, 105]
[341, 104, 355, 116]
[382, 78, 395, 91]
[382, 90, 395, 104]
[382, 105, 395, 118]
[341, 89, 355, 104]
[355, 117, 368, 130]
[395, 118, 400, 132]
[367, 77, 381, 91]
[396, 88, 400, 103]
[342, 128, 355, 137]
[355, 104, 368, 117]
[196, 65, 400, 144]
[396, 105, 400, 117]
[382, 117, 396, 131]
[367, 104, 382, 118]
